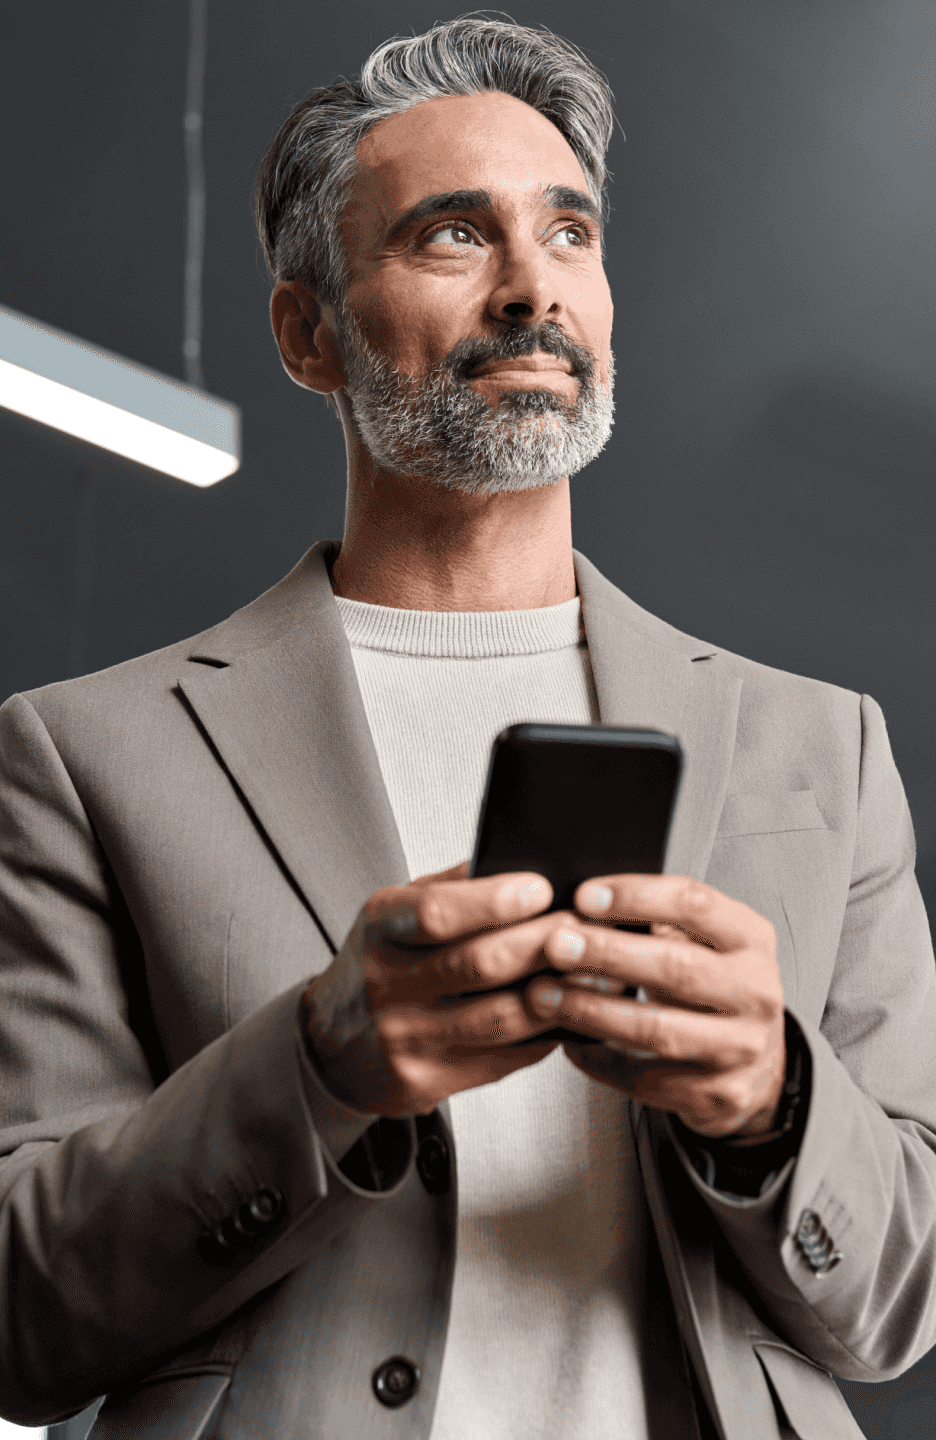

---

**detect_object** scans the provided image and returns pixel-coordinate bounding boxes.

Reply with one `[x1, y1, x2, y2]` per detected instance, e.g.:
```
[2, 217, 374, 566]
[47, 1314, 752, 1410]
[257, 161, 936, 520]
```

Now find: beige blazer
[0, 539, 934, 1440]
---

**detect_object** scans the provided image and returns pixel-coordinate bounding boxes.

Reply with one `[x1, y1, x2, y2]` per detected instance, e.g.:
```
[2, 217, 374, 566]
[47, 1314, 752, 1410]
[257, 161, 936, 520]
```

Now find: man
[0, 15, 934, 1439]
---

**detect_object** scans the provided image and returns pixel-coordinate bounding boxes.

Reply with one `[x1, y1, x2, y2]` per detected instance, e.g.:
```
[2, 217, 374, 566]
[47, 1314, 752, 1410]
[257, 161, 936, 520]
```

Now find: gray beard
[335, 311, 615, 497]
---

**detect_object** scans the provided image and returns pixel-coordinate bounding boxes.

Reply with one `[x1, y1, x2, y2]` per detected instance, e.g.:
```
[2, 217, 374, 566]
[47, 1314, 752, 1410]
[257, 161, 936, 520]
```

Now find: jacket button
[372, 1356, 420, 1407]
[416, 1133, 450, 1194]
[237, 1187, 283, 1233]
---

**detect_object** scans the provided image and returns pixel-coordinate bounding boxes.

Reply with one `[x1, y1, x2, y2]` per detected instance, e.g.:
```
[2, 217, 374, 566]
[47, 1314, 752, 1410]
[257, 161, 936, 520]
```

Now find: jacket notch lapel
[574, 550, 741, 886]
[177, 543, 409, 955]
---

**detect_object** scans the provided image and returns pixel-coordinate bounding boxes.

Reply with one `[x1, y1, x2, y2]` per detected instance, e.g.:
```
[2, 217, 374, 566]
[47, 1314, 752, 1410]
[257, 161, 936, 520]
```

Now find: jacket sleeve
[666, 692, 936, 1381]
[0, 693, 415, 1427]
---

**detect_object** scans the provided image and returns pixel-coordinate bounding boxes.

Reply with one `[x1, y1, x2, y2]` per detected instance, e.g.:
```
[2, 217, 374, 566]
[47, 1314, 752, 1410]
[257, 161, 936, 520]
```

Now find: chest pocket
[708, 791, 831, 1014]
[716, 790, 827, 839]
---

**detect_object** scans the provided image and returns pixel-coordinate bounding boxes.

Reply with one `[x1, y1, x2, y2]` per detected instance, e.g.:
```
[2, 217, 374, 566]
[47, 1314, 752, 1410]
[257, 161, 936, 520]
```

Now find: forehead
[345, 91, 591, 238]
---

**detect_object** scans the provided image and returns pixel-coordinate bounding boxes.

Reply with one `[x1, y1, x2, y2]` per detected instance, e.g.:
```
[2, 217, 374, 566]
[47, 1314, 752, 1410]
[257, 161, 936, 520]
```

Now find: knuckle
[476, 935, 516, 984]
[664, 944, 696, 997]
[733, 1032, 762, 1069]
[450, 940, 482, 984]
[377, 1008, 429, 1055]
[642, 1012, 675, 1059]
[375, 1011, 409, 1052]
[679, 879, 712, 925]
[483, 994, 515, 1035]
[448, 1014, 476, 1047]
[482, 1006, 510, 1043]
[492, 993, 520, 1029]
[417, 894, 456, 941]
[751, 987, 782, 1023]
[455, 934, 509, 985]
[713, 1075, 748, 1114]
[394, 1054, 437, 1108]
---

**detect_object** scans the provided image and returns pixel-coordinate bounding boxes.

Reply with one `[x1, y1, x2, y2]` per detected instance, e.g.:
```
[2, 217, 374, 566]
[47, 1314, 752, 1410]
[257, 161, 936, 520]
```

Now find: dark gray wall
[3, 4, 935, 1436]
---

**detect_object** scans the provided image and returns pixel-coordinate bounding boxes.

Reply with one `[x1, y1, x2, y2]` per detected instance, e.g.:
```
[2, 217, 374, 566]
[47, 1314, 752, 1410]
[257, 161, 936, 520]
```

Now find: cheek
[570, 277, 613, 373]
[348, 286, 461, 375]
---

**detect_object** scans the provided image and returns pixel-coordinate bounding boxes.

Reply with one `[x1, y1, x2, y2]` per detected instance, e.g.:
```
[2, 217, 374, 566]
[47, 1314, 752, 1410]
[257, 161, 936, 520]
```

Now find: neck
[330, 438, 577, 612]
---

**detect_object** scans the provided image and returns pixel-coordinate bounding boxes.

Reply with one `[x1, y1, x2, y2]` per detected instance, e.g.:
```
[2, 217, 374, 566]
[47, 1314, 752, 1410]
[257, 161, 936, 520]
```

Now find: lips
[469, 356, 574, 379]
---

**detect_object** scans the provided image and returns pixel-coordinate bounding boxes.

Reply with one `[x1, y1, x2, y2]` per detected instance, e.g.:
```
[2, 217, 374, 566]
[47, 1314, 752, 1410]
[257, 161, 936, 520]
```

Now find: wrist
[670, 1013, 811, 1197]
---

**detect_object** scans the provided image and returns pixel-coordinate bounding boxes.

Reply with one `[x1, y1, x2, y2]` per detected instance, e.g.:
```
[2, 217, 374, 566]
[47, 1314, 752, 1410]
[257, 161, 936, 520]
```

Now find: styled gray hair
[254, 15, 616, 311]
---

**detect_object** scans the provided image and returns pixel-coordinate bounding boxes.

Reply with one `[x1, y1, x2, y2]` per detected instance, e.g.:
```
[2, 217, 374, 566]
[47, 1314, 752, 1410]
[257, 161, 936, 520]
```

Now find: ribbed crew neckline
[334, 593, 584, 659]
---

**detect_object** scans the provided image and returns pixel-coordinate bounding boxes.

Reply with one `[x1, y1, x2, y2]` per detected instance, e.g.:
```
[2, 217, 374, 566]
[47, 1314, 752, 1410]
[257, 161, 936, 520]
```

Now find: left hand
[526, 874, 787, 1141]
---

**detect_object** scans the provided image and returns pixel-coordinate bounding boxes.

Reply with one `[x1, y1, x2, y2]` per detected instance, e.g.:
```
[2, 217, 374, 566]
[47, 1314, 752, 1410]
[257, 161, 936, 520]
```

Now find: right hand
[302, 860, 571, 1117]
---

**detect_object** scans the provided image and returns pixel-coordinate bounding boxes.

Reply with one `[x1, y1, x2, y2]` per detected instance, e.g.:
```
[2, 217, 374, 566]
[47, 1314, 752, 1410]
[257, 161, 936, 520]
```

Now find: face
[335, 90, 615, 493]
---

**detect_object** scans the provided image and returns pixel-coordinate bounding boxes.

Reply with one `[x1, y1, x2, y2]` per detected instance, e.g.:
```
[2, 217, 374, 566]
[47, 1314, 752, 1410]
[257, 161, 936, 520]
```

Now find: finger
[379, 988, 563, 1057]
[526, 979, 764, 1069]
[392, 1041, 560, 1114]
[541, 924, 744, 1015]
[437, 910, 582, 998]
[574, 874, 774, 954]
[365, 870, 554, 948]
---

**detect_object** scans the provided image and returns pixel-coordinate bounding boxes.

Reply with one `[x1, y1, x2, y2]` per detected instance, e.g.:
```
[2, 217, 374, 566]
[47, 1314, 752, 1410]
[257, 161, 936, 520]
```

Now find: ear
[270, 281, 347, 393]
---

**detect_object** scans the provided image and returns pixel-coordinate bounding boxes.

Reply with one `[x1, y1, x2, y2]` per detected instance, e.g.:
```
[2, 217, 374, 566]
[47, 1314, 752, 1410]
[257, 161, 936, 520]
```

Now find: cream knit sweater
[335, 593, 651, 1440]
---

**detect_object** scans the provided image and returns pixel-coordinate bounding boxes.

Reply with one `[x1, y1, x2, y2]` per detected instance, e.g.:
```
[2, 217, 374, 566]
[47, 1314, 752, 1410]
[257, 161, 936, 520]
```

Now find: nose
[486, 241, 563, 327]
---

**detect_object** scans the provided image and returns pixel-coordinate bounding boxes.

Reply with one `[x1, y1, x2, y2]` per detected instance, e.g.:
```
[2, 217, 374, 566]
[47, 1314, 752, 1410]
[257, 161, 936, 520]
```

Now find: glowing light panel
[0, 306, 240, 486]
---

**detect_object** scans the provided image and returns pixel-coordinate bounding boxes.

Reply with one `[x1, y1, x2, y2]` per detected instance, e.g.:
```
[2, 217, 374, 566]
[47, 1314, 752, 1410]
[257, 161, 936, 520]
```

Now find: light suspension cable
[183, 0, 208, 388]
[0, 0, 240, 486]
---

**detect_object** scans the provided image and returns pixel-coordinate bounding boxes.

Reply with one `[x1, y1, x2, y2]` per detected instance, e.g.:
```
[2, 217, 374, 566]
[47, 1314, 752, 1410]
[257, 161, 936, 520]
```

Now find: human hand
[524, 874, 787, 1141]
[303, 860, 585, 1117]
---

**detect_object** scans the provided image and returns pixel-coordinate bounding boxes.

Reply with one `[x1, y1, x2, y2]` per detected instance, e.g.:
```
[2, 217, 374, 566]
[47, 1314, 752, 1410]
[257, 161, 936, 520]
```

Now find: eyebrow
[541, 185, 602, 227]
[385, 184, 602, 243]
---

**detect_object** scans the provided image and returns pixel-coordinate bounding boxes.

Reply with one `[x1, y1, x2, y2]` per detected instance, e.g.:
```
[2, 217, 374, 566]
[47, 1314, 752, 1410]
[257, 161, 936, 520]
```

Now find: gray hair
[254, 15, 616, 311]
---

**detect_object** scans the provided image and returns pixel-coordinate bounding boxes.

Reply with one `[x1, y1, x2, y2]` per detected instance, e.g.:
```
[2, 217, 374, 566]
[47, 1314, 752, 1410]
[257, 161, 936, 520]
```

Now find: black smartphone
[466, 724, 683, 1045]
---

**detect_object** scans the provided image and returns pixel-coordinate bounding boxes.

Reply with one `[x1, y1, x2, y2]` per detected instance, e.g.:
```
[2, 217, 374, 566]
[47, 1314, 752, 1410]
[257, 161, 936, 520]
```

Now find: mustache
[439, 324, 596, 384]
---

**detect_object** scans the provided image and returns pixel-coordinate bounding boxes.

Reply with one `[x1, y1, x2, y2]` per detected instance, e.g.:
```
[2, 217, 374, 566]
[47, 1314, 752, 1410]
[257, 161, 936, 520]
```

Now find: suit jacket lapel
[575, 550, 750, 1438]
[177, 540, 410, 955]
[175, 540, 742, 958]
[574, 548, 741, 885]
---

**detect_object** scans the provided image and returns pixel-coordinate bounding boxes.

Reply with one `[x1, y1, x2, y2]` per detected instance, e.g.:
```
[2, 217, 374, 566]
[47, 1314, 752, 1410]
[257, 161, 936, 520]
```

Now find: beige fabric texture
[336, 593, 652, 1440]
[0, 538, 933, 1439]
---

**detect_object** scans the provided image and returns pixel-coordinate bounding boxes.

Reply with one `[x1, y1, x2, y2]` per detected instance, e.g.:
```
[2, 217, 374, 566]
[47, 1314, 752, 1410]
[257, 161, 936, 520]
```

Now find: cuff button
[416, 1134, 450, 1195]
[372, 1356, 420, 1407]
[245, 1187, 283, 1227]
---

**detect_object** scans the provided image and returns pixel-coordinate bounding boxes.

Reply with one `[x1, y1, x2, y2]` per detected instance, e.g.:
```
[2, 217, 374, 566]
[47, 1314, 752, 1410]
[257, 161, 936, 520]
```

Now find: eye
[426, 224, 477, 246]
[547, 225, 587, 247]
[547, 224, 581, 247]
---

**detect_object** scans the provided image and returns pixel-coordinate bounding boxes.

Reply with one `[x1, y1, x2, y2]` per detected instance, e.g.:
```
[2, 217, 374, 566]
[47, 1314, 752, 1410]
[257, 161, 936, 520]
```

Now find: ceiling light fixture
[0, 0, 238, 489]
[0, 304, 240, 487]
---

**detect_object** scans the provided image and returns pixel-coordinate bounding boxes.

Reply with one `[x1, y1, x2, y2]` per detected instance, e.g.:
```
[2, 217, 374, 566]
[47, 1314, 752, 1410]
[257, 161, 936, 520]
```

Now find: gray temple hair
[254, 15, 616, 312]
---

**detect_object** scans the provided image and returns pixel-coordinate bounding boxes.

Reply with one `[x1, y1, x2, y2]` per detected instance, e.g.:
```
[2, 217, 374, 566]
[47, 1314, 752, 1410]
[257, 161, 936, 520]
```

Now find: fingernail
[580, 884, 613, 913]
[553, 930, 586, 960]
[518, 880, 546, 908]
[535, 984, 563, 1010]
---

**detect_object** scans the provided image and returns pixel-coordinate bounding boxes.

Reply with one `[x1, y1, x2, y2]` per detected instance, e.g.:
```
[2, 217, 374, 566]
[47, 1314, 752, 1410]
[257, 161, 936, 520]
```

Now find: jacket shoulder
[10, 544, 339, 733]
[575, 549, 863, 717]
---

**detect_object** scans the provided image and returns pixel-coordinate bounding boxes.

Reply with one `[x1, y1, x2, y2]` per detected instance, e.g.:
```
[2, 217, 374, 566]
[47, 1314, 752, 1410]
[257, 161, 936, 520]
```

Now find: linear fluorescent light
[0, 304, 240, 487]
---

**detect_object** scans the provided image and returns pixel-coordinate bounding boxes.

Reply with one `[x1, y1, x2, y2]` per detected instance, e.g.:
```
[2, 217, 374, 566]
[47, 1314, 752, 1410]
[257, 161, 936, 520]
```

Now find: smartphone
[466, 724, 683, 1045]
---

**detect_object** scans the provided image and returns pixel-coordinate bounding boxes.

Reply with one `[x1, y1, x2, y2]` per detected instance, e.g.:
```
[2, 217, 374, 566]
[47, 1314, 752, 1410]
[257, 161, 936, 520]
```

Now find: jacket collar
[177, 540, 740, 955]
